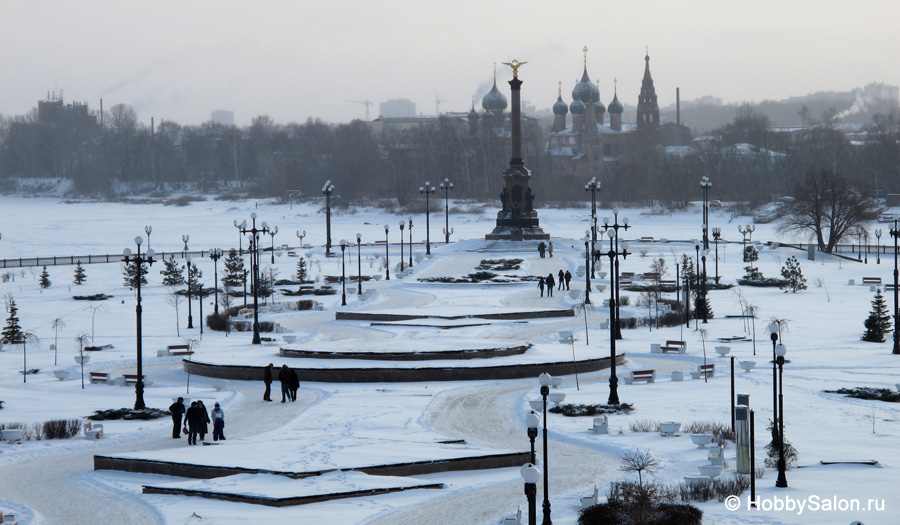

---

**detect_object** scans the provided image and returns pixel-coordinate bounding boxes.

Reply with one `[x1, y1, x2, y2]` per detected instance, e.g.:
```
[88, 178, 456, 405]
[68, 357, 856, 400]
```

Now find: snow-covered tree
[160, 255, 185, 286]
[862, 289, 892, 343]
[39, 266, 51, 288]
[122, 261, 148, 288]
[222, 249, 245, 288]
[73, 262, 86, 285]
[780, 256, 807, 293]
[2, 296, 24, 345]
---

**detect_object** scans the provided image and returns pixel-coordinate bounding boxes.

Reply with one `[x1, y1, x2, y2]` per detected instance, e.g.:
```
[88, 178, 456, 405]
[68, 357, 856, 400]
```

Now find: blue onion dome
[553, 95, 568, 116]
[608, 92, 624, 114]
[595, 101, 606, 114]
[569, 98, 585, 115]
[574, 68, 600, 103]
[481, 78, 508, 111]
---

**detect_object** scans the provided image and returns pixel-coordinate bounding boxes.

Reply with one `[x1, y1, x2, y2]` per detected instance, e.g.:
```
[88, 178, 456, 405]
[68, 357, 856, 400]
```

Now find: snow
[0, 195, 898, 524]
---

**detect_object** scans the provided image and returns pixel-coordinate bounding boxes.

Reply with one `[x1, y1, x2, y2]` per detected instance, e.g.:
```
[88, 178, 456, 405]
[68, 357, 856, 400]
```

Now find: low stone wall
[335, 309, 574, 322]
[279, 344, 531, 361]
[183, 353, 625, 383]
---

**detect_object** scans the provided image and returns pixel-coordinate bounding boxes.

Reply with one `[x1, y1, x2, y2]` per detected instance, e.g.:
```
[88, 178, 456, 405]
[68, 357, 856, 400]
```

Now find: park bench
[501, 505, 522, 525]
[691, 364, 716, 380]
[581, 484, 600, 509]
[168, 344, 194, 356]
[89, 372, 110, 384]
[324, 275, 342, 283]
[123, 374, 147, 386]
[640, 236, 655, 243]
[661, 340, 686, 354]
[592, 416, 609, 434]
[862, 277, 882, 286]
[624, 369, 656, 385]
[886, 283, 896, 291]
[659, 280, 676, 286]
[84, 423, 103, 440]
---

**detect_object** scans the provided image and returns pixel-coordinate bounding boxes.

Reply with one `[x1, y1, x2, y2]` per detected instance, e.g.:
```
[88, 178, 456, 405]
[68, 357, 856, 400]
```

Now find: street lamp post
[712, 227, 721, 283]
[583, 232, 591, 305]
[384, 225, 390, 280]
[296, 230, 306, 249]
[209, 248, 223, 315]
[144, 226, 152, 251]
[420, 182, 435, 255]
[440, 178, 453, 244]
[585, 177, 600, 277]
[768, 322, 780, 451]
[739, 225, 755, 263]
[399, 221, 405, 272]
[268, 225, 279, 264]
[526, 410, 540, 465]
[604, 229, 629, 405]
[775, 343, 788, 488]
[323, 180, 334, 255]
[875, 229, 882, 264]
[700, 176, 712, 250]
[340, 240, 347, 306]
[864, 231, 869, 264]
[890, 217, 900, 354]
[123, 236, 154, 410]
[356, 234, 362, 295]
[182, 234, 189, 252]
[857, 229, 863, 261]
[185, 255, 194, 329]
[538, 372, 553, 525]
[234, 220, 244, 253]
[522, 463, 540, 525]
[408, 217, 414, 267]
[240, 213, 270, 344]
[602, 210, 630, 340]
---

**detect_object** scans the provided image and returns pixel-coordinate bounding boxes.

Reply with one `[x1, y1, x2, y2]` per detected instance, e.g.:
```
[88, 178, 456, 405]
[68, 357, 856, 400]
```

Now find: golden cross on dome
[503, 59, 527, 78]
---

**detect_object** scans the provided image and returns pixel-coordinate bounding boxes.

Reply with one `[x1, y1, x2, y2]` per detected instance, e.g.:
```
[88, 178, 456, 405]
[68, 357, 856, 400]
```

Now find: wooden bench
[862, 277, 882, 286]
[89, 372, 110, 384]
[624, 369, 656, 384]
[123, 374, 147, 386]
[886, 283, 896, 291]
[660, 280, 676, 286]
[167, 344, 194, 357]
[661, 340, 686, 354]
[324, 275, 342, 283]
[85, 423, 103, 440]
[640, 236, 655, 243]
[691, 364, 716, 380]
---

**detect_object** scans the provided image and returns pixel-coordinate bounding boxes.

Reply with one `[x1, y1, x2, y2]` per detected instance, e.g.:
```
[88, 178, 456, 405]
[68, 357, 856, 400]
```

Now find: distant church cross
[583, 45, 588, 65]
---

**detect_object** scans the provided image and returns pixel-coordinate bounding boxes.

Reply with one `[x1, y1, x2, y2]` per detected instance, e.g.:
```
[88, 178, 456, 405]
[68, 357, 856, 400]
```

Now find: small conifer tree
[743, 246, 763, 280]
[160, 255, 185, 286]
[222, 249, 245, 288]
[122, 261, 149, 288]
[39, 266, 51, 288]
[862, 289, 893, 342]
[73, 262, 86, 285]
[187, 263, 203, 295]
[2, 297, 24, 345]
[296, 257, 309, 282]
[780, 256, 807, 292]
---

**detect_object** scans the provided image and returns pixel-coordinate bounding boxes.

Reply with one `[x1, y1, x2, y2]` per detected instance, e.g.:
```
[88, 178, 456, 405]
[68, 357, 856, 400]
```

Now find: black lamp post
[857, 229, 863, 261]
[420, 181, 435, 255]
[384, 225, 390, 280]
[209, 248, 223, 315]
[123, 236, 154, 410]
[774, 343, 788, 488]
[585, 177, 600, 277]
[356, 233, 362, 295]
[522, 463, 540, 525]
[583, 232, 591, 305]
[234, 220, 244, 253]
[296, 229, 306, 249]
[241, 212, 269, 345]
[526, 410, 540, 465]
[408, 217, 414, 267]
[712, 227, 722, 283]
[440, 178, 453, 244]
[602, 209, 630, 340]
[268, 225, 279, 264]
[399, 221, 405, 272]
[864, 231, 869, 264]
[604, 228, 629, 405]
[340, 240, 347, 306]
[182, 234, 190, 253]
[144, 226, 152, 251]
[700, 176, 712, 250]
[537, 372, 553, 525]
[875, 229, 882, 264]
[739, 224, 755, 263]
[323, 180, 334, 255]
[185, 255, 194, 329]
[890, 217, 900, 355]
[767, 322, 780, 454]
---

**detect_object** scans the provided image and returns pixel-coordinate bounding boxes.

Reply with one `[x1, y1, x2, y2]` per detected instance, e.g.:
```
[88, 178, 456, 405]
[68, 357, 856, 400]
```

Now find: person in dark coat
[185, 401, 203, 445]
[289, 368, 300, 402]
[537, 276, 545, 297]
[564, 270, 572, 290]
[168, 397, 185, 439]
[211, 402, 226, 441]
[558, 270, 565, 290]
[278, 364, 291, 403]
[537, 242, 546, 258]
[197, 400, 211, 442]
[263, 363, 273, 401]
[545, 273, 555, 297]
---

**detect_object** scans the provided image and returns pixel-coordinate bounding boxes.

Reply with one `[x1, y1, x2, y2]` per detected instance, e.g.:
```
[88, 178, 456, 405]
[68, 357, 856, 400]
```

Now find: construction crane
[435, 94, 446, 115]
[348, 100, 373, 120]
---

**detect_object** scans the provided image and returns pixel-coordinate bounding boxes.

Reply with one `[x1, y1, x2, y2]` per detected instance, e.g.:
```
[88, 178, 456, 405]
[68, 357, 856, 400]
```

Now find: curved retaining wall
[279, 344, 531, 361]
[335, 309, 575, 322]
[183, 353, 625, 383]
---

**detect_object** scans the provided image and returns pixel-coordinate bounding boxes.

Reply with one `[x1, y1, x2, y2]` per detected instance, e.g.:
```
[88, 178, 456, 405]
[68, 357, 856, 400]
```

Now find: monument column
[509, 76, 523, 168]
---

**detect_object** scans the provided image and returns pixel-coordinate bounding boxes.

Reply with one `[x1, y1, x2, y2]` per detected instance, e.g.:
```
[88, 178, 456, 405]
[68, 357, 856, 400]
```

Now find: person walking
[168, 397, 186, 439]
[278, 364, 291, 403]
[545, 273, 555, 297]
[558, 270, 565, 290]
[211, 402, 226, 441]
[538, 242, 546, 258]
[197, 400, 211, 442]
[289, 368, 299, 402]
[537, 276, 545, 297]
[565, 270, 572, 290]
[263, 363, 273, 401]
[548, 241, 553, 258]
[185, 401, 202, 445]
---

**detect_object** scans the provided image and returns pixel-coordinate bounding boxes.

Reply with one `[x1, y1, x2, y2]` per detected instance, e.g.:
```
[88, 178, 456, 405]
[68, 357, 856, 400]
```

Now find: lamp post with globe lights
[875, 229, 882, 264]
[144, 226, 152, 251]
[234, 220, 244, 253]
[440, 178, 453, 244]
[384, 225, 390, 281]
[712, 227, 722, 283]
[267, 225, 279, 264]
[323, 180, 334, 254]
[739, 224, 755, 263]
[408, 217, 414, 267]
[526, 410, 540, 464]
[537, 372, 553, 524]
[185, 255, 194, 329]
[768, 322, 780, 443]
[890, 217, 900, 354]
[582, 232, 591, 305]
[209, 248, 223, 314]
[123, 236, 154, 410]
[356, 234, 362, 295]
[240, 213, 270, 344]
[522, 463, 540, 525]
[775, 343, 788, 488]
[700, 176, 712, 249]
[585, 177, 600, 276]
[604, 228, 629, 405]
[602, 210, 630, 340]
[296, 230, 306, 249]
[339, 240, 348, 306]
[399, 221, 405, 272]
[420, 182, 435, 255]
[182, 234, 190, 252]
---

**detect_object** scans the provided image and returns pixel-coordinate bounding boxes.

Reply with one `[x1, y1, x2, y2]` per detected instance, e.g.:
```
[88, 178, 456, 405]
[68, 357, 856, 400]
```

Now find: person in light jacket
[211, 402, 226, 441]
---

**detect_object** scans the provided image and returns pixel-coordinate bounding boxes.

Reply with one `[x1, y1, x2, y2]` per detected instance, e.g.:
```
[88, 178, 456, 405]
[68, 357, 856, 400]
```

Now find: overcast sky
[2, 0, 898, 127]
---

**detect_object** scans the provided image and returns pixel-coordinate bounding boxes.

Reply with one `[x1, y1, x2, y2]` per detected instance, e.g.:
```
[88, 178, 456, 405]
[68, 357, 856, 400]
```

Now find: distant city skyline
[2, 1, 897, 126]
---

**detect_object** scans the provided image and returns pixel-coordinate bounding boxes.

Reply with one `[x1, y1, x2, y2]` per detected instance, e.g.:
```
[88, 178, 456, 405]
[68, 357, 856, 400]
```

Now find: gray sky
[2, 0, 898, 126]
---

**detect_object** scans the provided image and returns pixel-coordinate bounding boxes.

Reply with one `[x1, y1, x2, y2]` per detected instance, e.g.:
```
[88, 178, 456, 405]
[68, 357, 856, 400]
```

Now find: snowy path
[368, 382, 619, 525]
[0, 363, 315, 524]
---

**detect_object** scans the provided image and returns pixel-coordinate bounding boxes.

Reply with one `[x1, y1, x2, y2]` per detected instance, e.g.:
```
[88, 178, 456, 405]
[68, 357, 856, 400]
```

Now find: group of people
[263, 363, 300, 403]
[168, 397, 225, 445]
[537, 241, 553, 258]
[537, 269, 572, 297]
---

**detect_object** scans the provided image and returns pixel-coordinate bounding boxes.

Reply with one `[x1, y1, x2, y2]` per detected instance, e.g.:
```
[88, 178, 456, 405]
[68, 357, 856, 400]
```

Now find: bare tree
[75, 333, 90, 389]
[51, 317, 65, 365]
[165, 290, 183, 337]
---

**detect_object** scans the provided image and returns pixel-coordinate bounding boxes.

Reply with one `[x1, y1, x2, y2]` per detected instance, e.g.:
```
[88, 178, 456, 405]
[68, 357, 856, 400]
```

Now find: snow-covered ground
[0, 195, 898, 524]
